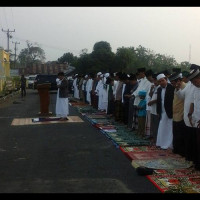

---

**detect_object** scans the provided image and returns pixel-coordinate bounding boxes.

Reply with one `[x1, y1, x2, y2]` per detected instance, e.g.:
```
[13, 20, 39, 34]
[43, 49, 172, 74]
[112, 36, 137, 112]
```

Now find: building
[0, 48, 10, 92]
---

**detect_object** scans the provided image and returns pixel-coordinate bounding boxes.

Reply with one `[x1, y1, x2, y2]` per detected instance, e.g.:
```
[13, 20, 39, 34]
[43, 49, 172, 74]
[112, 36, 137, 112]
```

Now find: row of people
[71, 64, 200, 171]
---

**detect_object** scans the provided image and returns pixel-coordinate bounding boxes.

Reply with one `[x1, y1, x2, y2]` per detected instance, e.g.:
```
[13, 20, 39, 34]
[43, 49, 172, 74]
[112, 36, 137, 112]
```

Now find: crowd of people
[71, 64, 200, 171]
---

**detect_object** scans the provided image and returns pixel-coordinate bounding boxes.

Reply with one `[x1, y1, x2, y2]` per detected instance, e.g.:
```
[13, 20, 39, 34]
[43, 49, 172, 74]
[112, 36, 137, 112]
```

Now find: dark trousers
[184, 126, 197, 163]
[150, 114, 160, 143]
[195, 128, 200, 170]
[114, 100, 123, 122]
[123, 101, 129, 125]
[21, 87, 26, 97]
[172, 120, 187, 157]
[107, 99, 115, 115]
[128, 96, 135, 129]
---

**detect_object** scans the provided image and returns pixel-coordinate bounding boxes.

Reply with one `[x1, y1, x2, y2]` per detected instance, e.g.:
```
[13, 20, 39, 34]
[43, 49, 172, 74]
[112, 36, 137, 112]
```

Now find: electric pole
[12, 41, 20, 68]
[2, 28, 15, 52]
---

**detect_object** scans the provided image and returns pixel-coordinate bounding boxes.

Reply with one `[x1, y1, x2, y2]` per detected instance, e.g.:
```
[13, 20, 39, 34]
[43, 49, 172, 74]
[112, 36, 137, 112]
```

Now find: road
[0, 89, 160, 193]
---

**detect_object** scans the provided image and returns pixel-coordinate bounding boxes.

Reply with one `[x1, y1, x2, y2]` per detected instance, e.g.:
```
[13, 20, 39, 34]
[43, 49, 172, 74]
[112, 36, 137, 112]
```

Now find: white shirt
[191, 86, 200, 128]
[175, 81, 195, 127]
[132, 77, 152, 106]
[150, 85, 159, 115]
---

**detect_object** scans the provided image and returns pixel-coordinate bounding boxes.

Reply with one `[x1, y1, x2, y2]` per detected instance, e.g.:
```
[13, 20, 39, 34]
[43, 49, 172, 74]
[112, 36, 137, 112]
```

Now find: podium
[37, 83, 52, 116]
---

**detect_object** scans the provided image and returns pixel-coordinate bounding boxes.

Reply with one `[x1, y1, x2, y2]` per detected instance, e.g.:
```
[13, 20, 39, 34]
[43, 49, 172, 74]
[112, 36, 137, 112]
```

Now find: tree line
[13, 40, 191, 74]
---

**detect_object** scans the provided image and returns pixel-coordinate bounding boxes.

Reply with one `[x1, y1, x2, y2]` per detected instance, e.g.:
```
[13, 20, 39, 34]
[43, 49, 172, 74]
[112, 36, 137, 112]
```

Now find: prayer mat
[120, 146, 162, 153]
[11, 116, 84, 126]
[146, 174, 200, 193]
[131, 157, 193, 170]
[85, 115, 108, 119]
[124, 151, 182, 161]
[32, 117, 66, 122]
[152, 168, 200, 176]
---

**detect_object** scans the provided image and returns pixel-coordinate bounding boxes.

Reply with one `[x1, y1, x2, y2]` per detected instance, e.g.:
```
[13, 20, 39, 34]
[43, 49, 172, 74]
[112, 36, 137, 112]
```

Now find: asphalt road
[0, 89, 160, 193]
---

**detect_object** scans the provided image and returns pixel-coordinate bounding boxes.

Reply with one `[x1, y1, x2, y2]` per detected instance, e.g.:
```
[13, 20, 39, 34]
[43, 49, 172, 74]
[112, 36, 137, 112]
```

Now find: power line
[2, 28, 15, 52]
[12, 35, 81, 54]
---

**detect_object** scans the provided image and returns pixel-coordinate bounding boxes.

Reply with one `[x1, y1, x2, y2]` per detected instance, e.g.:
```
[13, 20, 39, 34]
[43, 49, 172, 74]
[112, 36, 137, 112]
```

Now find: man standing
[56, 72, 69, 121]
[156, 73, 174, 150]
[169, 72, 186, 157]
[20, 74, 27, 99]
[187, 68, 200, 170]
[132, 68, 152, 131]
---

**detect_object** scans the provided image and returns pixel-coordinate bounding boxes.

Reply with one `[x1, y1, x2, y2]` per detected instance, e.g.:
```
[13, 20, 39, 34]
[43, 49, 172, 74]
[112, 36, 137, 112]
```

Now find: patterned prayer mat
[152, 168, 200, 176]
[131, 157, 193, 169]
[85, 115, 108, 119]
[146, 173, 200, 193]
[120, 146, 162, 153]
[11, 116, 84, 126]
[124, 151, 182, 161]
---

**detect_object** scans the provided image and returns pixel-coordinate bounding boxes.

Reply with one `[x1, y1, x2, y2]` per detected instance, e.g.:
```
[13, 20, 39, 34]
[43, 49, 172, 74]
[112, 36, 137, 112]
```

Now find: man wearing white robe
[56, 72, 69, 120]
[72, 74, 79, 99]
[156, 73, 174, 150]
[86, 74, 93, 105]
[132, 68, 152, 130]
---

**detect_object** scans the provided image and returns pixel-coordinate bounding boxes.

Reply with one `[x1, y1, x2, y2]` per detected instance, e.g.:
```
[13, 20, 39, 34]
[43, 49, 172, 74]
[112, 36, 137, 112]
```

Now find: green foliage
[18, 41, 46, 67]
[55, 40, 192, 75]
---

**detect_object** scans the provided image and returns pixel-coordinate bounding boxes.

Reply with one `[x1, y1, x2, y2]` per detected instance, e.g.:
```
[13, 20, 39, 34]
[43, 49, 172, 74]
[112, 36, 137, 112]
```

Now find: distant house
[0, 48, 10, 92]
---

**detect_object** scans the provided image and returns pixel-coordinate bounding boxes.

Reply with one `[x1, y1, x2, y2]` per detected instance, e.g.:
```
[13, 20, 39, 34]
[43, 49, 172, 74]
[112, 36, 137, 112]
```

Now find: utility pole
[12, 41, 20, 68]
[2, 28, 15, 52]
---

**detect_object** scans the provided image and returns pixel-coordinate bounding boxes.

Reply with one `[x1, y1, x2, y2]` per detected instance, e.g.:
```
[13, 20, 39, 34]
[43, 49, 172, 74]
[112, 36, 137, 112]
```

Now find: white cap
[97, 72, 102, 76]
[104, 73, 110, 78]
[85, 75, 88, 78]
[157, 73, 166, 80]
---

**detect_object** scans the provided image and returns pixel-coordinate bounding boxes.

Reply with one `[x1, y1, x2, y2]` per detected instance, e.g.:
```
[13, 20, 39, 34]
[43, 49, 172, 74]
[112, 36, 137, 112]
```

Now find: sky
[0, 7, 200, 65]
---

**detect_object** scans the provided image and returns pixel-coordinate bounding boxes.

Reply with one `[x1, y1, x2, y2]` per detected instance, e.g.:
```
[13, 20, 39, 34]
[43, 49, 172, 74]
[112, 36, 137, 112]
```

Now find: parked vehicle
[28, 75, 37, 89]
[34, 74, 58, 90]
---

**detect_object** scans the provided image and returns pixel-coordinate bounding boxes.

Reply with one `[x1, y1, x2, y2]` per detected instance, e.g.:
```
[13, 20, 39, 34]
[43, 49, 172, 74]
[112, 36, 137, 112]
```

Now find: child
[137, 90, 147, 138]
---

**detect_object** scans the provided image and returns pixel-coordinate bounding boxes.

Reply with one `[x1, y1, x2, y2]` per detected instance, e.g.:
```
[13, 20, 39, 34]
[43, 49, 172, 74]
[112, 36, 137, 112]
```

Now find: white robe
[56, 82, 69, 118]
[191, 86, 200, 128]
[73, 78, 79, 99]
[86, 78, 93, 104]
[132, 77, 152, 106]
[175, 81, 195, 127]
[156, 87, 173, 149]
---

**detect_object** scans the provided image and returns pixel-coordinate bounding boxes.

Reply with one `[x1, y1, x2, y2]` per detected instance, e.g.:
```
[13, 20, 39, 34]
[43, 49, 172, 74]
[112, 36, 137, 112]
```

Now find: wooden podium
[37, 83, 52, 116]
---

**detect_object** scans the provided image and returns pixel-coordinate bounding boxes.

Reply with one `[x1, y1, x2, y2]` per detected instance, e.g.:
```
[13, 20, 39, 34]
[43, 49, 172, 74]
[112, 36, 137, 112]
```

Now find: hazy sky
[0, 7, 200, 65]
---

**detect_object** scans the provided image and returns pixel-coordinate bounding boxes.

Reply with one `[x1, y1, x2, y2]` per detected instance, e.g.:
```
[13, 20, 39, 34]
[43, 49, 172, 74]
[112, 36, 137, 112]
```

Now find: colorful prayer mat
[85, 115, 108, 119]
[124, 151, 180, 161]
[120, 146, 161, 153]
[146, 174, 200, 193]
[152, 168, 200, 176]
[131, 157, 193, 170]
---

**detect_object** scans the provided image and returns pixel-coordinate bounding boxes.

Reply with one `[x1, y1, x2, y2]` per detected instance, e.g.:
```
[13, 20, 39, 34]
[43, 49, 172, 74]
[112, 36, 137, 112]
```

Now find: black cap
[187, 69, 200, 80]
[169, 72, 182, 82]
[190, 64, 200, 70]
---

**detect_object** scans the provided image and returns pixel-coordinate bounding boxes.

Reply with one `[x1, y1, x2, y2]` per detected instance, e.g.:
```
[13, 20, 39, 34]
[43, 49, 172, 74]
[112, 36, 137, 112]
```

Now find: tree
[18, 40, 45, 67]
[57, 52, 78, 66]
[114, 47, 136, 73]
[91, 41, 115, 73]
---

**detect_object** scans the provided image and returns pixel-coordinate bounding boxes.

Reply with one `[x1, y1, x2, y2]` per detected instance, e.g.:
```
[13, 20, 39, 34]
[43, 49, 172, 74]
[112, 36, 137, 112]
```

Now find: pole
[2, 28, 15, 52]
[12, 41, 20, 68]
